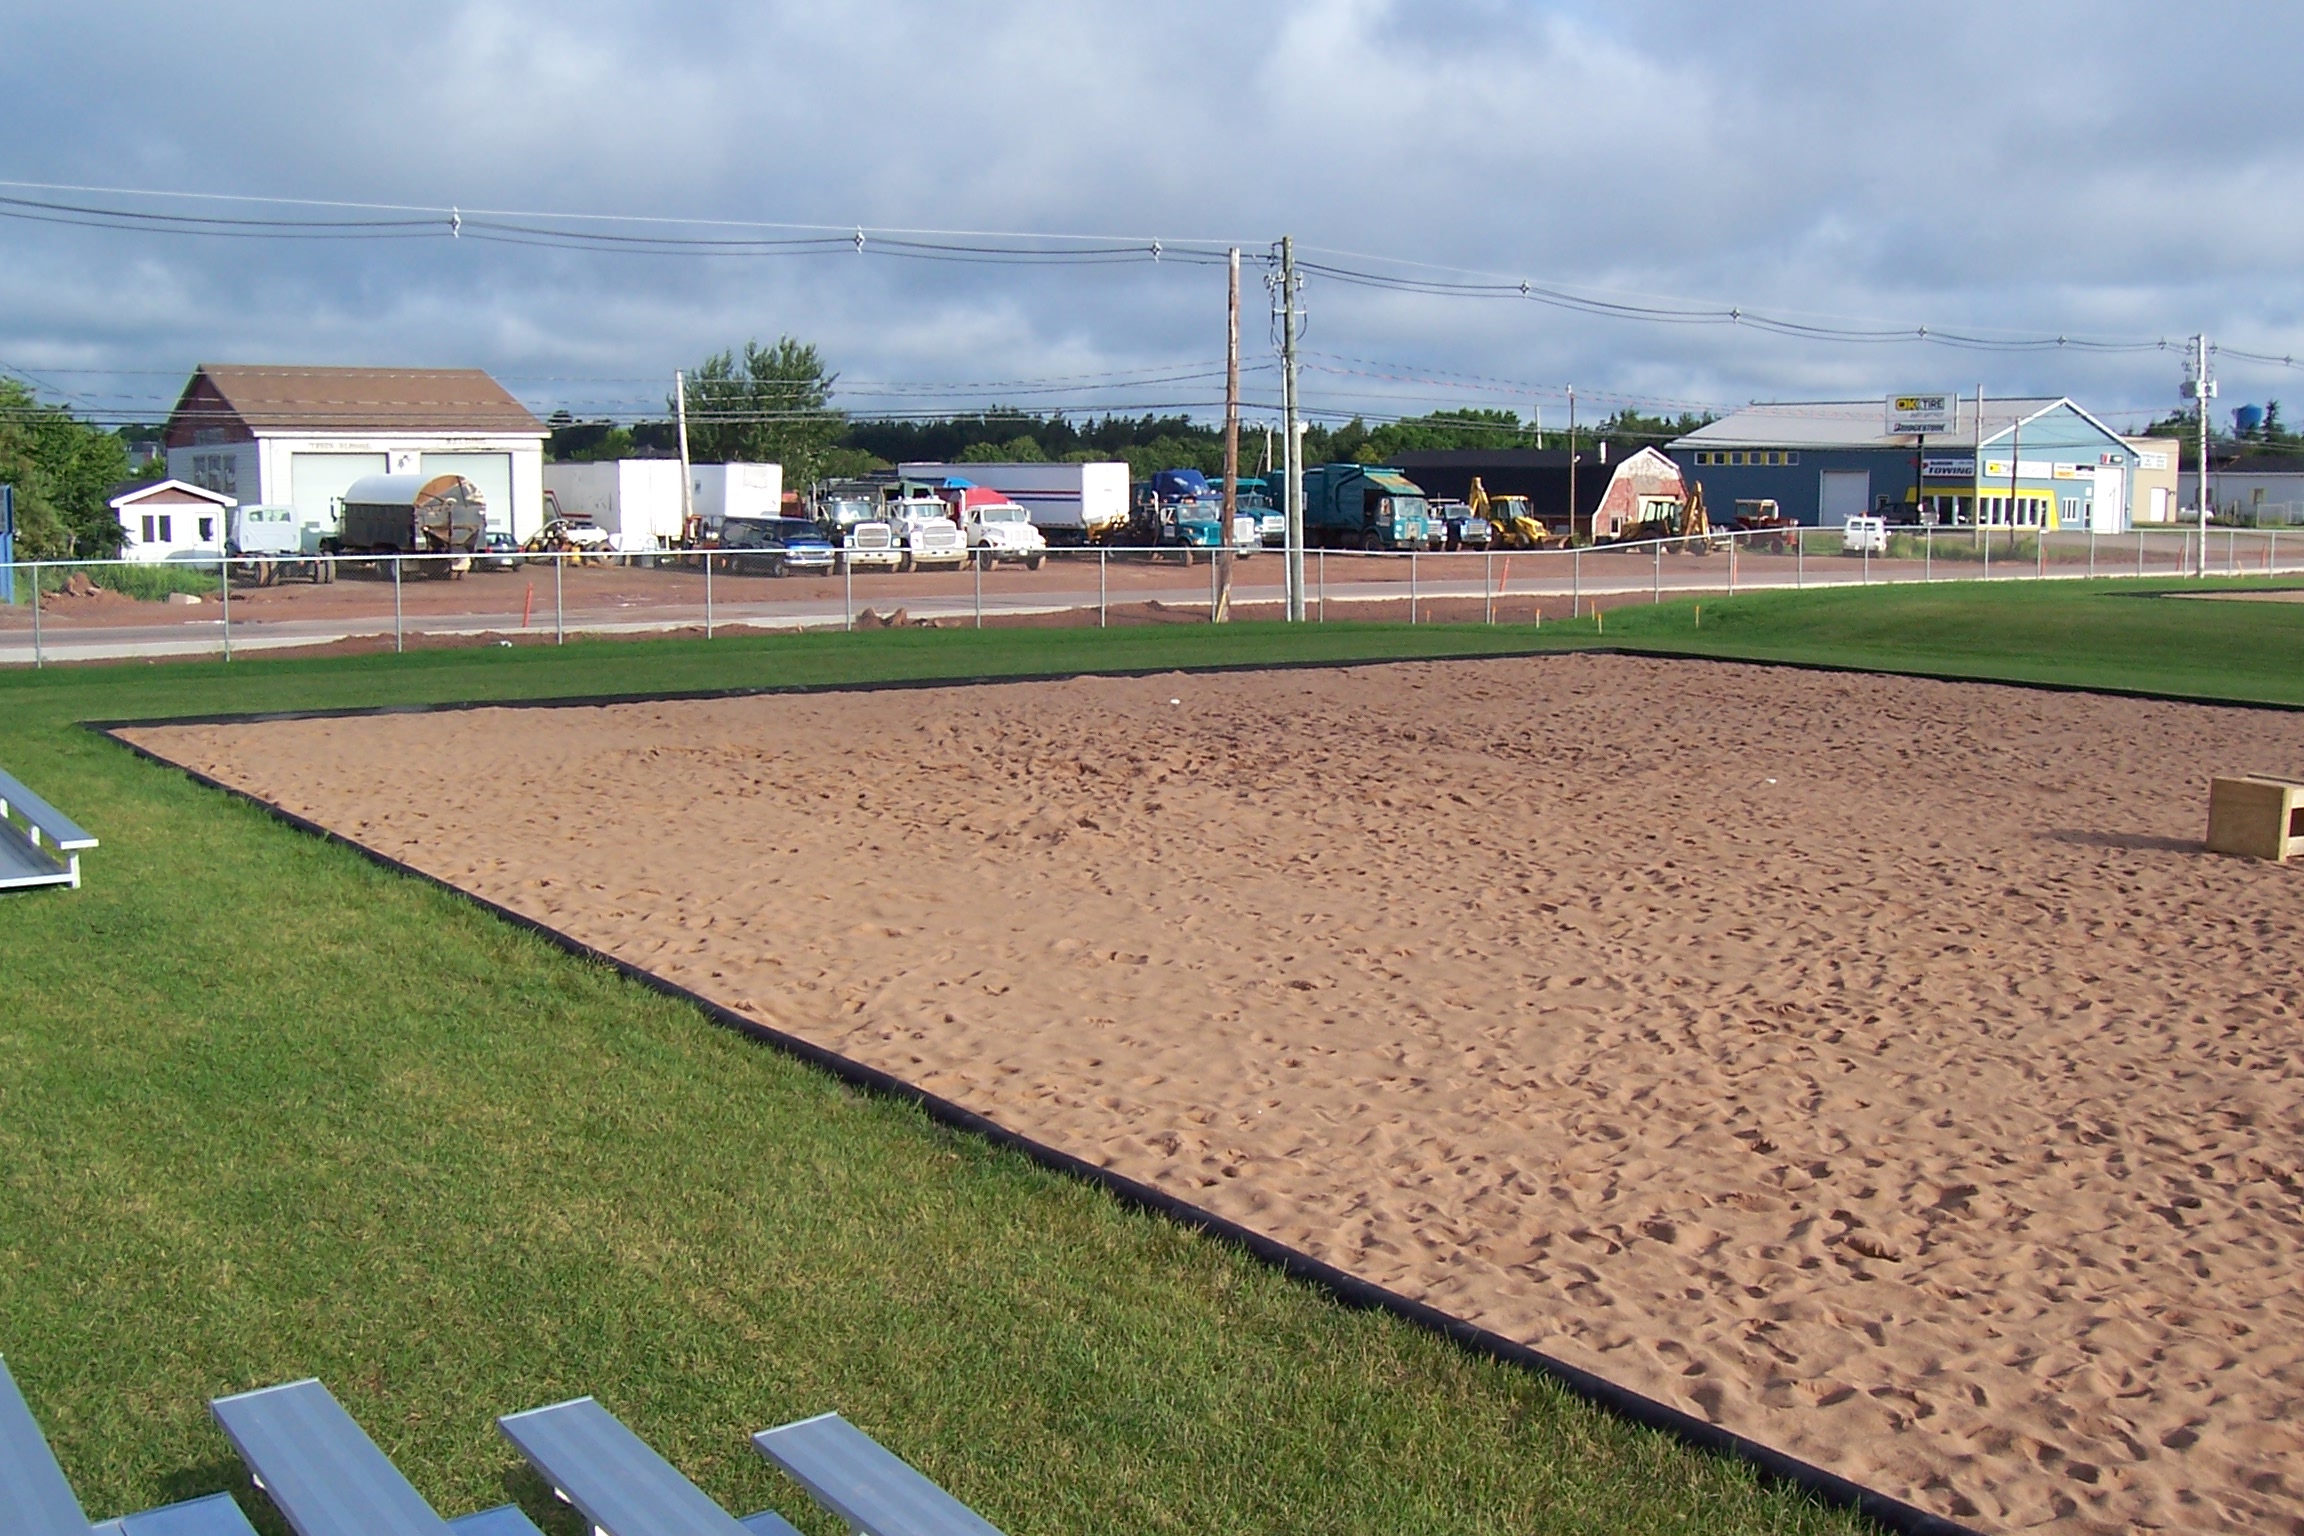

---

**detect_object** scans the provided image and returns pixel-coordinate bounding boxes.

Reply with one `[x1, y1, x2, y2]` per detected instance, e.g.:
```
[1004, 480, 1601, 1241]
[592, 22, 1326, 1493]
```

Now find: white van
[1841, 515, 1888, 555]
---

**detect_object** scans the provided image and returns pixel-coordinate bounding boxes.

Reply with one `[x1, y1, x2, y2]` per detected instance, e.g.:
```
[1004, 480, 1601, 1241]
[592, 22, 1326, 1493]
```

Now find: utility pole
[675, 370, 696, 544]
[1277, 236, 1306, 622]
[2187, 333, 2216, 576]
[1216, 247, 1241, 623]
[1566, 386, 1578, 540]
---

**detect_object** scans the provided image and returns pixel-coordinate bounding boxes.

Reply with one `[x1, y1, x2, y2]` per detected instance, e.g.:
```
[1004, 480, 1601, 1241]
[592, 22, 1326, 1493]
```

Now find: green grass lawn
[4, 579, 2298, 1536]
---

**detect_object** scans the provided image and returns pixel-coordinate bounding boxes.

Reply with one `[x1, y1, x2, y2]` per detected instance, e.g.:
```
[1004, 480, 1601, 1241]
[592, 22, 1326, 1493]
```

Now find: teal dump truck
[1301, 464, 1431, 550]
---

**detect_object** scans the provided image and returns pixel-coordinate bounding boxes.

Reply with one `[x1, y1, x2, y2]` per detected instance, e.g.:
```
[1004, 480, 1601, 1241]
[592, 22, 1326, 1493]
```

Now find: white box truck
[542, 460, 687, 549]
[690, 462, 784, 534]
[897, 462, 1129, 544]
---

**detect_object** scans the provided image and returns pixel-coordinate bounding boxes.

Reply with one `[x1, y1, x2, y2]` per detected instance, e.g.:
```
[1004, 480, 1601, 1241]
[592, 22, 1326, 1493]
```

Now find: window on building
[140, 514, 155, 543]
[1766, 451, 1782, 466]
[1786, 452, 1800, 465]
[198, 515, 215, 541]
[156, 514, 173, 543]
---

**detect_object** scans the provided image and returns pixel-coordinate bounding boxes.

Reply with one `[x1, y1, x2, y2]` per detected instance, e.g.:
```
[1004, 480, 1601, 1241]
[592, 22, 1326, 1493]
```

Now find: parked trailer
[542, 460, 688, 549]
[690, 462, 783, 535]
[897, 461, 1130, 545]
[326, 474, 488, 576]
[1301, 464, 1431, 550]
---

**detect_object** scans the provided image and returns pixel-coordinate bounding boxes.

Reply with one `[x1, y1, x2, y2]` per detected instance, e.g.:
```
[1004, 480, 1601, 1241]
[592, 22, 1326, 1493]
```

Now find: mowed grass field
[2, 577, 2299, 1536]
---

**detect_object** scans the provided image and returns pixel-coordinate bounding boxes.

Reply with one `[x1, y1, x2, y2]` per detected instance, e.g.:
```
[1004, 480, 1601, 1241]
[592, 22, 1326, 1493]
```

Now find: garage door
[1819, 469, 1871, 526]
[289, 453, 388, 531]
[422, 453, 514, 533]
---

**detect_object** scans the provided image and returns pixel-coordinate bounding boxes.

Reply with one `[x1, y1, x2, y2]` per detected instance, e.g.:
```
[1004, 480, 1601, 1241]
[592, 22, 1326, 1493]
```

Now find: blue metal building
[1670, 397, 2140, 531]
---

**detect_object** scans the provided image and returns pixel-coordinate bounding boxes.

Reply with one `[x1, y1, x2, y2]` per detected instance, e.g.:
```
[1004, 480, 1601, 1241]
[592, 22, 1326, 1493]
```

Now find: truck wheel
[1361, 530, 1384, 552]
[899, 553, 915, 573]
[1025, 553, 1044, 571]
[771, 556, 791, 579]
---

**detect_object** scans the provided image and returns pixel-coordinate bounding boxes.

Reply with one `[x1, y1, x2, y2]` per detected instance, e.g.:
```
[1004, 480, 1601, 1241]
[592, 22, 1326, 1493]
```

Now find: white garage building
[163, 365, 547, 542]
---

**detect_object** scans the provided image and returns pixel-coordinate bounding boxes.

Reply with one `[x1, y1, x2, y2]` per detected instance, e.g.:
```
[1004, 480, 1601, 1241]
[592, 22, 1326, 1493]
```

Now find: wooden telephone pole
[1215, 248, 1240, 622]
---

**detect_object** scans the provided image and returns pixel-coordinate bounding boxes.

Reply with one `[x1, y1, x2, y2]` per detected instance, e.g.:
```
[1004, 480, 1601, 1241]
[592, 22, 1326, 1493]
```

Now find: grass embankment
[13, 562, 221, 604]
[6, 582, 2300, 1535]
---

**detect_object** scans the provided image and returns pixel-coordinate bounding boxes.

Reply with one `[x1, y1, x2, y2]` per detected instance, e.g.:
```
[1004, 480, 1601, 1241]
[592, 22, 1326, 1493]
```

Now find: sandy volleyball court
[124, 656, 2304, 1533]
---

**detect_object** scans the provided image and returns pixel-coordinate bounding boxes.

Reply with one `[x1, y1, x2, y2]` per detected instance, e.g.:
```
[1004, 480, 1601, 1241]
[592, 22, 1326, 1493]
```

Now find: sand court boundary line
[91, 685, 2026, 1536]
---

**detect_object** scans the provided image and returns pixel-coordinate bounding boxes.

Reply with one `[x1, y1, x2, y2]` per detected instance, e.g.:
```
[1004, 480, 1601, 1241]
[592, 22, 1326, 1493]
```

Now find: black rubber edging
[93, 708, 1982, 1536]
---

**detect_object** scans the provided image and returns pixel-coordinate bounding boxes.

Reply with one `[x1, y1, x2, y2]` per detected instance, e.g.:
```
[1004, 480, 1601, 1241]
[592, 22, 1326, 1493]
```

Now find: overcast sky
[3, 0, 2299, 434]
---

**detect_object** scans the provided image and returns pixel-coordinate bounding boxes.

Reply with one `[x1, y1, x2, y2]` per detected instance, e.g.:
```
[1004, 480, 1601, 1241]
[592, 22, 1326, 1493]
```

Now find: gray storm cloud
[0, 0, 2296, 429]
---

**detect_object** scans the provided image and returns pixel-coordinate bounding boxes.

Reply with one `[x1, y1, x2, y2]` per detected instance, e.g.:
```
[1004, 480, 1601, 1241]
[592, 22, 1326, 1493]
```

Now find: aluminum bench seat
[89, 1493, 264, 1536]
[0, 766, 96, 891]
[752, 1412, 1005, 1536]
[496, 1396, 799, 1536]
[1, 1356, 255, 1536]
[210, 1379, 543, 1536]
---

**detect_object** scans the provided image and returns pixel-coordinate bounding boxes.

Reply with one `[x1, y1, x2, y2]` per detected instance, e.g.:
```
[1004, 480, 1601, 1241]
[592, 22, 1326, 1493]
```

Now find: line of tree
[544, 338, 1718, 485]
[0, 378, 147, 557]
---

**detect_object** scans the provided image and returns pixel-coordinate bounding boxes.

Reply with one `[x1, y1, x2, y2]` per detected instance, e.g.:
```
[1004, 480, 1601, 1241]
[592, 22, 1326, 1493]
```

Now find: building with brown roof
[164, 365, 548, 539]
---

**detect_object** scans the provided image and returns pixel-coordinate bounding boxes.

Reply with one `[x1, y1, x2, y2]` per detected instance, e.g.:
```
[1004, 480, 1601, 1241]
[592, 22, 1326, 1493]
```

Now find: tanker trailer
[327, 473, 490, 577]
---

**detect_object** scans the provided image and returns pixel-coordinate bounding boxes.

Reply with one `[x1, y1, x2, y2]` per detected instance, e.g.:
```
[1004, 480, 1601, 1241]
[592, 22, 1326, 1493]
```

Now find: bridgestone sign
[1887, 393, 1955, 435]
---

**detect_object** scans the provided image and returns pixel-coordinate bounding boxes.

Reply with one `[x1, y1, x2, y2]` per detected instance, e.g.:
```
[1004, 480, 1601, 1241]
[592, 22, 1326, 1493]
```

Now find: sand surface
[124, 656, 2304, 1533]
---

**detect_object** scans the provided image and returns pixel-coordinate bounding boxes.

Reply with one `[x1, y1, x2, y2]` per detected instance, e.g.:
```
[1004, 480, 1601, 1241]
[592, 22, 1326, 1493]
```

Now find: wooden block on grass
[2206, 776, 2304, 861]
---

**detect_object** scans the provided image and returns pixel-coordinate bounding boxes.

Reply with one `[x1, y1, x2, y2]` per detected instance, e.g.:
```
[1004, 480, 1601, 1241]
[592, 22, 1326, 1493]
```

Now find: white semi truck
[896, 461, 1129, 544]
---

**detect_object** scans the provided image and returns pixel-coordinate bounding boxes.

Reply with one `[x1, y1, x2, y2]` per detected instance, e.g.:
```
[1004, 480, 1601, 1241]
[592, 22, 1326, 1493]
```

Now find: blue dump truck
[1301, 464, 1431, 550]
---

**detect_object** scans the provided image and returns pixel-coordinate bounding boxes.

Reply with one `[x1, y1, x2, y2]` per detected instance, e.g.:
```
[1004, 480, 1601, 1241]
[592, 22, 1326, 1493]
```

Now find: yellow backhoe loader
[1469, 477, 1564, 549]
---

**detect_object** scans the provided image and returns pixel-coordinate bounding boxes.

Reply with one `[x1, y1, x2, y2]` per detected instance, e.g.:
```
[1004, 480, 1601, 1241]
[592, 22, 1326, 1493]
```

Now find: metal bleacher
[210, 1379, 544, 1536]
[0, 767, 96, 891]
[1, 1356, 257, 1536]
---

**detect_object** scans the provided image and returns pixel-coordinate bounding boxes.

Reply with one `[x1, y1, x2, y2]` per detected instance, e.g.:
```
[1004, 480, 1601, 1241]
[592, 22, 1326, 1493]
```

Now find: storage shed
[107, 479, 237, 563]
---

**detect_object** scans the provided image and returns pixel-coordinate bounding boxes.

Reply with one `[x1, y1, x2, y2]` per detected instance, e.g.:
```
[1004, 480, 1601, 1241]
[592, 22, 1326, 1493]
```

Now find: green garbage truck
[1301, 464, 1431, 550]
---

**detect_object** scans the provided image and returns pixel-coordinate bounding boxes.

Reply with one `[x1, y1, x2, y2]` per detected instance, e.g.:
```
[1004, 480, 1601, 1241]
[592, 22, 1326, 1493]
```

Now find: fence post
[2272, 528, 2279, 573]
[843, 553, 853, 632]
[554, 552, 564, 644]
[1862, 536, 1870, 585]
[1484, 548, 1494, 624]
[1098, 547, 1107, 628]
[704, 548, 714, 639]
[1729, 533, 1738, 595]
[1652, 538, 1661, 602]
[392, 554, 404, 654]
[975, 553, 983, 629]
[2088, 527, 2096, 579]
[1796, 533, 1804, 589]
[1409, 549, 1418, 624]
[2137, 529, 2145, 578]
[1924, 524, 1932, 582]
[2229, 526, 2237, 576]
[1318, 548, 1326, 621]
[1572, 546, 1582, 617]
[1210, 546, 1220, 622]
[30, 560, 41, 668]
[219, 552, 232, 661]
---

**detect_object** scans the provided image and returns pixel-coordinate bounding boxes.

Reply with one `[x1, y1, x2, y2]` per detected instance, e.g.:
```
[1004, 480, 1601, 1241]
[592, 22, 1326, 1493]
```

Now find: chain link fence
[2, 524, 2294, 667]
